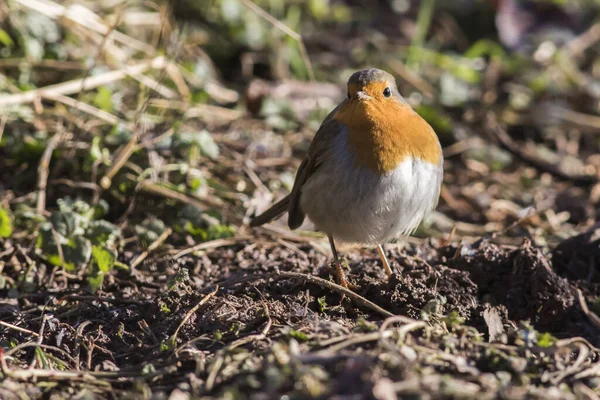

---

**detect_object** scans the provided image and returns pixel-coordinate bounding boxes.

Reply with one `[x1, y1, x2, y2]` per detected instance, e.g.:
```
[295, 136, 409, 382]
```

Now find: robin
[250, 68, 443, 287]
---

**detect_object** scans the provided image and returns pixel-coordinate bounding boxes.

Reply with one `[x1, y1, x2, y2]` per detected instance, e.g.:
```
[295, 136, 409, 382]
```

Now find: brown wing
[249, 194, 290, 227]
[287, 105, 343, 229]
[250, 103, 344, 229]
[287, 158, 311, 229]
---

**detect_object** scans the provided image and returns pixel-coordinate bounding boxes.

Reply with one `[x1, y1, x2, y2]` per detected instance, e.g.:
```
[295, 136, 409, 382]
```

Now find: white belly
[299, 131, 442, 245]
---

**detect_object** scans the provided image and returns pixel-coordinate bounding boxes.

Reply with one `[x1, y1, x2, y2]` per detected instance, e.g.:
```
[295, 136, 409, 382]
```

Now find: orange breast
[334, 99, 441, 174]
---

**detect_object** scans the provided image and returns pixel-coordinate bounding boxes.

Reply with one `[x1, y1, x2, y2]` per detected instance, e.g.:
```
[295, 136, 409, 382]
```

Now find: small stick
[214, 270, 395, 318]
[576, 288, 600, 331]
[13, 0, 156, 55]
[165, 61, 191, 98]
[485, 112, 597, 186]
[172, 236, 251, 259]
[490, 206, 538, 239]
[100, 134, 140, 189]
[37, 132, 65, 214]
[0, 57, 166, 107]
[0, 59, 84, 70]
[135, 127, 175, 151]
[549, 106, 600, 133]
[130, 228, 172, 269]
[566, 23, 600, 57]
[58, 295, 146, 306]
[0, 321, 40, 337]
[388, 59, 436, 99]
[172, 286, 219, 352]
[229, 301, 272, 350]
[136, 180, 224, 210]
[129, 73, 178, 99]
[51, 179, 100, 193]
[0, 347, 177, 381]
[240, 0, 314, 82]
[40, 91, 123, 126]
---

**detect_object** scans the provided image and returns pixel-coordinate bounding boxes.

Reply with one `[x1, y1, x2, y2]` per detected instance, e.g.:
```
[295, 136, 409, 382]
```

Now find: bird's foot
[330, 258, 358, 291]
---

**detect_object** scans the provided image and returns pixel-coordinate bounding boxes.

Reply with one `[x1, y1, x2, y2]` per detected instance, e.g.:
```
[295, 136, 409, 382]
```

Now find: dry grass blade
[576, 288, 600, 331]
[130, 227, 172, 269]
[0, 57, 167, 107]
[36, 131, 67, 214]
[0, 321, 40, 337]
[240, 0, 314, 82]
[13, 0, 156, 55]
[549, 106, 600, 132]
[40, 91, 123, 126]
[172, 236, 251, 259]
[485, 112, 597, 186]
[172, 286, 219, 346]
[216, 270, 395, 318]
[100, 134, 141, 189]
[136, 180, 225, 211]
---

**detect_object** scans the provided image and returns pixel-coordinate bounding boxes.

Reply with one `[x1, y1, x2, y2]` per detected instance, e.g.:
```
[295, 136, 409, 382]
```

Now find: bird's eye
[383, 87, 391, 98]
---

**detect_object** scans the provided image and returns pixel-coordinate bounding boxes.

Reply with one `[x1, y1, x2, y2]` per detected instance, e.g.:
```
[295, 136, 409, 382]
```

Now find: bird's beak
[357, 90, 372, 101]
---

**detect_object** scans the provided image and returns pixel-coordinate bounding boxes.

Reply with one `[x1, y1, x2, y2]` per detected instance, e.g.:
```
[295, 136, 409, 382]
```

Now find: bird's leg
[328, 235, 349, 288]
[377, 244, 393, 277]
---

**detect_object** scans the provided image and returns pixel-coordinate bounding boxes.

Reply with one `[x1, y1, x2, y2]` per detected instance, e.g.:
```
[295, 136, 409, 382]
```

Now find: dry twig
[485, 112, 597, 186]
[130, 227, 172, 269]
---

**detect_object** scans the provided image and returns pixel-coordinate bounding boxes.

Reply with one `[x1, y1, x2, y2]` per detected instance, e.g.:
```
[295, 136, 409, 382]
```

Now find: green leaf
[175, 131, 219, 160]
[89, 136, 103, 162]
[0, 207, 13, 238]
[289, 330, 309, 342]
[536, 332, 557, 348]
[207, 224, 235, 240]
[160, 303, 171, 314]
[88, 246, 116, 292]
[167, 268, 190, 290]
[414, 104, 453, 135]
[36, 224, 92, 271]
[64, 236, 92, 271]
[160, 337, 176, 352]
[52, 198, 94, 236]
[93, 86, 113, 112]
[181, 221, 207, 241]
[107, 123, 133, 146]
[93, 199, 110, 219]
[356, 318, 378, 332]
[92, 245, 116, 273]
[196, 131, 219, 159]
[464, 39, 507, 60]
[317, 296, 327, 313]
[86, 220, 121, 247]
[87, 274, 104, 293]
[135, 218, 167, 247]
[309, 0, 329, 20]
[444, 310, 465, 327]
[141, 363, 156, 375]
[0, 28, 14, 47]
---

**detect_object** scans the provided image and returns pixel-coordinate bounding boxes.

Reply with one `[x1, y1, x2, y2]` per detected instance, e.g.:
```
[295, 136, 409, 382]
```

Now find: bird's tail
[249, 194, 290, 227]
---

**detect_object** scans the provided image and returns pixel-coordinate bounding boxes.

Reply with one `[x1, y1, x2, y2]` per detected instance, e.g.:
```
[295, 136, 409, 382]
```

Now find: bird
[250, 68, 443, 288]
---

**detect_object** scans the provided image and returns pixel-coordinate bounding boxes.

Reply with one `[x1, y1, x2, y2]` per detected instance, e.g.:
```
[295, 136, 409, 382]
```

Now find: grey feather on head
[347, 68, 396, 87]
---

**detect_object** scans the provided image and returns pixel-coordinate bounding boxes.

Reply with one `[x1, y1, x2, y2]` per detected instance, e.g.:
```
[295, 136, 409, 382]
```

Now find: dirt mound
[441, 239, 576, 333]
[553, 222, 600, 282]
